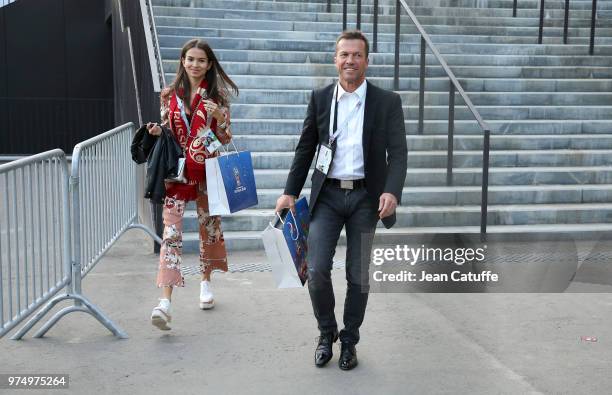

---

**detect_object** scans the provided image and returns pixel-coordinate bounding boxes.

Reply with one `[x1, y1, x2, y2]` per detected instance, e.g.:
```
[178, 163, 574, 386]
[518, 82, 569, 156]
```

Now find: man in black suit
[275, 30, 407, 370]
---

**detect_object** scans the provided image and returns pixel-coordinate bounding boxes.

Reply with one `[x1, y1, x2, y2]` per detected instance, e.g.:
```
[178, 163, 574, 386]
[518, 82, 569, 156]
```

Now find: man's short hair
[335, 30, 369, 58]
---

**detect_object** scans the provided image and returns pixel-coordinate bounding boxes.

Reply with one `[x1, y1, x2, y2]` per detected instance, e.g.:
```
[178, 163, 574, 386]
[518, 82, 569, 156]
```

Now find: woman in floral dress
[146, 39, 238, 330]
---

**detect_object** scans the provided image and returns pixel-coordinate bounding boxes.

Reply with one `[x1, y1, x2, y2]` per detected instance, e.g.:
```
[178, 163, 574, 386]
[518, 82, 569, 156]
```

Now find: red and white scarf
[168, 79, 221, 184]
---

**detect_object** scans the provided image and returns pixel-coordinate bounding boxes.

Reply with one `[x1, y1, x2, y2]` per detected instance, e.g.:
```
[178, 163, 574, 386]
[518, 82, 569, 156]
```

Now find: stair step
[180, 222, 612, 252]
[403, 0, 612, 11]
[160, 46, 612, 67]
[233, 89, 612, 106]
[155, 15, 612, 39]
[233, 134, 612, 151]
[158, 35, 612, 56]
[152, 0, 604, 19]
[185, 185, 612, 208]
[230, 119, 612, 135]
[247, 167, 612, 188]
[229, 103, 612, 120]
[246, 149, 612, 169]
[156, 27, 612, 45]
[156, 25, 612, 44]
[167, 74, 612, 93]
[151, 5, 612, 29]
[164, 59, 612, 79]
[179, 204, 612, 233]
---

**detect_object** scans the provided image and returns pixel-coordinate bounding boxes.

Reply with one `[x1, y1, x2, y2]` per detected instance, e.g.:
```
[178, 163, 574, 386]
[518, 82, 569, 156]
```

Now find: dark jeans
[307, 182, 379, 345]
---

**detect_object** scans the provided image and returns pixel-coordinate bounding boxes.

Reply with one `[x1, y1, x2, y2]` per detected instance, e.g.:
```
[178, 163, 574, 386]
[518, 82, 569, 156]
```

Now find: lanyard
[328, 84, 362, 146]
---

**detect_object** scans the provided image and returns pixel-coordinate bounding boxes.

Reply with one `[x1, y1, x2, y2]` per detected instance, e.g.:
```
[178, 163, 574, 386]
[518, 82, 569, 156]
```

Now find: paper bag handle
[273, 210, 300, 241]
[221, 139, 239, 155]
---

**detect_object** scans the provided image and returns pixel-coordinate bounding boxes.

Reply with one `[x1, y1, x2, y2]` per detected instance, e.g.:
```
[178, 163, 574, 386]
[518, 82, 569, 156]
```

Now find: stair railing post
[326, 0, 331, 13]
[418, 35, 426, 134]
[480, 130, 491, 241]
[394, 0, 400, 91]
[563, 0, 570, 44]
[357, 0, 362, 30]
[538, 0, 545, 44]
[343, 0, 347, 31]
[590, 0, 598, 55]
[373, 0, 379, 52]
[447, 82, 455, 186]
[513, 0, 517, 17]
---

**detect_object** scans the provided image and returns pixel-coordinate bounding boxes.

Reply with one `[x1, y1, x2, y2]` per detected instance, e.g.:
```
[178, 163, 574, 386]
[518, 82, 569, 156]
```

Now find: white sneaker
[151, 298, 172, 330]
[199, 281, 215, 310]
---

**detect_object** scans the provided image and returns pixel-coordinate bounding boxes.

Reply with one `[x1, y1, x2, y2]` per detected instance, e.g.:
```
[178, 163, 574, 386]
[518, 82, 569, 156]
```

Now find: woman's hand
[147, 122, 162, 136]
[203, 99, 225, 122]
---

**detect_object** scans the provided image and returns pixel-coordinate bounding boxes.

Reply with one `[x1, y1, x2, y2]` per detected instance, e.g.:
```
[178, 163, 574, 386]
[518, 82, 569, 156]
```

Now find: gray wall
[0, 0, 114, 155]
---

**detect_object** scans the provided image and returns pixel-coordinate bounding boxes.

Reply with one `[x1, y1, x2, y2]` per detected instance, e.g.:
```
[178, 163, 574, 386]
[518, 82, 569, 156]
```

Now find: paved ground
[2, 230, 612, 395]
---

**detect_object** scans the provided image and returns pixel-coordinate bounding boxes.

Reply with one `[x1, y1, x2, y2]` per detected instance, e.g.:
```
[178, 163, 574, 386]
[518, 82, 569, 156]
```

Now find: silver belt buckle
[340, 180, 353, 190]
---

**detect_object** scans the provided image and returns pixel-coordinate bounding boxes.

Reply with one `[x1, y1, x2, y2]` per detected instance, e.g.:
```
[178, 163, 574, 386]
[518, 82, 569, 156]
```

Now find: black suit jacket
[284, 81, 408, 229]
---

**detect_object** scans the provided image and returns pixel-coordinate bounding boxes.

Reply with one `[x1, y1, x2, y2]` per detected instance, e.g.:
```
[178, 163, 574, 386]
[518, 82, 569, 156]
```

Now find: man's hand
[275, 194, 296, 214]
[378, 193, 398, 219]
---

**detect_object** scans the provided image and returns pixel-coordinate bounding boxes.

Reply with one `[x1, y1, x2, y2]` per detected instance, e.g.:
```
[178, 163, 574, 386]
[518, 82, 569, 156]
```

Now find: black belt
[326, 178, 366, 190]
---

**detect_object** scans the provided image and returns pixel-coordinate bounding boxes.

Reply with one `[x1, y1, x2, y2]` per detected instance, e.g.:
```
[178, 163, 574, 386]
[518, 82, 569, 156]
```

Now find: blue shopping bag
[206, 150, 258, 215]
[262, 197, 310, 287]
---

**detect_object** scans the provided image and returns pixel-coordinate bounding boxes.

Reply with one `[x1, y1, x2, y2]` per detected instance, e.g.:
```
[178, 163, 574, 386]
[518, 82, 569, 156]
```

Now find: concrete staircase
[151, 0, 612, 251]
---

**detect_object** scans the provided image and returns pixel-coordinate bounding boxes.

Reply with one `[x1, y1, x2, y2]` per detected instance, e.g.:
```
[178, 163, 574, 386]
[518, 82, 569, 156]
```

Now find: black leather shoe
[314, 331, 338, 367]
[339, 342, 358, 371]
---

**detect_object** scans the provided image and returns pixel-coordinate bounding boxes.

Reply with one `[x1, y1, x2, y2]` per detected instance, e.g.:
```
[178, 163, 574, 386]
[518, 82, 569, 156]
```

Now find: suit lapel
[362, 81, 376, 164]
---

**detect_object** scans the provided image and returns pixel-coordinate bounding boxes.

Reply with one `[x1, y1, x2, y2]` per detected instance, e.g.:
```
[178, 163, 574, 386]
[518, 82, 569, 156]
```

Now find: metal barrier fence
[0, 150, 71, 338]
[72, 123, 159, 279]
[8, 123, 161, 340]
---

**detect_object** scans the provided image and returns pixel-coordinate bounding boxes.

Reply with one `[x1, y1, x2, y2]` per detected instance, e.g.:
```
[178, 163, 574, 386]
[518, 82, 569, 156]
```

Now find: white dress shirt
[328, 80, 367, 180]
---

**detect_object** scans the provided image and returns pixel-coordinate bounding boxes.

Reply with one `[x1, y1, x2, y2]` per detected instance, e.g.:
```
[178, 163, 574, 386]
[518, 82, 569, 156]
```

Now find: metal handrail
[332, 0, 492, 237]
[513, 0, 599, 55]
[340, 0, 374, 50]
[589, 0, 598, 55]
[395, 0, 492, 237]
[396, 1, 490, 132]
[343, 0, 347, 31]
[143, 0, 166, 90]
[564, 0, 570, 44]
[539, 0, 545, 44]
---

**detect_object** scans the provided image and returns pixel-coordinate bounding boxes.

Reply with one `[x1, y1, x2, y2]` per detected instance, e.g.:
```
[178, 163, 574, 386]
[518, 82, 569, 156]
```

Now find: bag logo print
[233, 166, 246, 193]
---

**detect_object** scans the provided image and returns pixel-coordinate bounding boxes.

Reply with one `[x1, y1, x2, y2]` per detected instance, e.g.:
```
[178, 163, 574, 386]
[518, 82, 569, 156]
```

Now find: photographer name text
[373, 270, 499, 283]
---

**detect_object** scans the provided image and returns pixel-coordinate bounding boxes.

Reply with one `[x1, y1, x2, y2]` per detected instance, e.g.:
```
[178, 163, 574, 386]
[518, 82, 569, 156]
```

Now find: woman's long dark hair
[163, 39, 238, 107]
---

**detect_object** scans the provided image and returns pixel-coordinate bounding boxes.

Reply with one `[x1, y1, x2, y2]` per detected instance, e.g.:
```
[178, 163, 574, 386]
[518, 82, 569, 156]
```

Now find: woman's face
[182, 47, 211, 80]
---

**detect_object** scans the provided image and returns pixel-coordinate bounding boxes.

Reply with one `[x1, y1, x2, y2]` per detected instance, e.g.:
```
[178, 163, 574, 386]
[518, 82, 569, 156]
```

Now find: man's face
[334, 38, 369, 87]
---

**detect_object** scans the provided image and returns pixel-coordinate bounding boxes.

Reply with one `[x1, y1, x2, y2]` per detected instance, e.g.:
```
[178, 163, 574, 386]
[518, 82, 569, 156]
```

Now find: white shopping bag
[262, 208, 308, 289]
[206, 155, 228, 215]
[205, 149, 257, 216]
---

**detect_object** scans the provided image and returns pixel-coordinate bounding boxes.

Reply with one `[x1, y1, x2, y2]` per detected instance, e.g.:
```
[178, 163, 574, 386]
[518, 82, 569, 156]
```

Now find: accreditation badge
[315, 143, 333, 175]
[202, 129, 222, 154]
